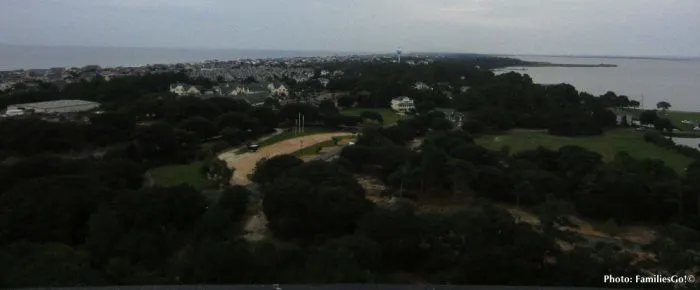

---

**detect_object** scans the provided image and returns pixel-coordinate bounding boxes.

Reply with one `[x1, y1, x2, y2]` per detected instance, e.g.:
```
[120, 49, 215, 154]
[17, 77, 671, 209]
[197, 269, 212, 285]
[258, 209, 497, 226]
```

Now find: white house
[318, 78, 330, 88]
[229, 86, 252, 96]
[169, 83, 201, 96]
[390, 96, 415, 113]
[266, 83, 288, 96]
[0, 82, 16, 91]
[215, 84, 253, 96]
[435, 108, 465, 128]
[414, 82, 432, 91]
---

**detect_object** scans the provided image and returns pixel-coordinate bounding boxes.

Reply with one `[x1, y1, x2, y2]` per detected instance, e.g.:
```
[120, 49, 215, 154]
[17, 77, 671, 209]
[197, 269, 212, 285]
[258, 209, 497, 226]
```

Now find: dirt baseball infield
[221, 132, 352, 185]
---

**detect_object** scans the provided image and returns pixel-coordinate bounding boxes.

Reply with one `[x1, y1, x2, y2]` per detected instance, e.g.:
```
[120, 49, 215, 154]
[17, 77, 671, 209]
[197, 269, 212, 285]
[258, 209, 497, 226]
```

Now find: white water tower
[396, 47, 402, 63]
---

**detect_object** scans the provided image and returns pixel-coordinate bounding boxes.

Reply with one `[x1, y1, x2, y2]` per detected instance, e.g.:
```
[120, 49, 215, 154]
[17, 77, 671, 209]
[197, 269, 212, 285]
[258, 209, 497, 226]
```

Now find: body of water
[0, 45, 348, 71]
[497, 56, 700, 112]
[672, 137, 700, 150]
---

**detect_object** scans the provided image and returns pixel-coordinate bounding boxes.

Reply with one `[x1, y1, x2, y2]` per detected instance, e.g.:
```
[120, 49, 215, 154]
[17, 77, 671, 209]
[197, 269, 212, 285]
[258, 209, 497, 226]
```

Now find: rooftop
[9, 99, 100, 110]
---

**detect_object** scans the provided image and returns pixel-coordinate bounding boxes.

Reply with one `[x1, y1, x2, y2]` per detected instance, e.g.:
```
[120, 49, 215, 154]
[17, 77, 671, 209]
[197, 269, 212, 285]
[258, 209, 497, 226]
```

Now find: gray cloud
[1, 0, 698, 56]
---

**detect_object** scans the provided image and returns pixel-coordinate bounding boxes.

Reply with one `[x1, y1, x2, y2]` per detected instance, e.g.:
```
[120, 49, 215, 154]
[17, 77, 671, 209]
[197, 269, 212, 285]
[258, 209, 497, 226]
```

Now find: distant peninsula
[523, 61, 618, 68]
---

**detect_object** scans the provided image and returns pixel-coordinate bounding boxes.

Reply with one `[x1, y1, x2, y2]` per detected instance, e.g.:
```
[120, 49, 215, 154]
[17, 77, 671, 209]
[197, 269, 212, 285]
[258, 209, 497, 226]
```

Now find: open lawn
[235, 127, 332, 154]
[341, 108, 401, 126]
[293, 135, 355, 156]
[475, 129, 694, 173]
[149, 161, 211, 190]
[615, 108, 700, 130]
[661, 110, 700, 130]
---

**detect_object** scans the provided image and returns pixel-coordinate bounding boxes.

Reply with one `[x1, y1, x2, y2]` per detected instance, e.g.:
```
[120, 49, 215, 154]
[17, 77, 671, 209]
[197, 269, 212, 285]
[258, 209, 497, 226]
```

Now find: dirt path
[224, 132, 351, 185]
[225, 132, 351, 243]
[217, 128, 284, 166]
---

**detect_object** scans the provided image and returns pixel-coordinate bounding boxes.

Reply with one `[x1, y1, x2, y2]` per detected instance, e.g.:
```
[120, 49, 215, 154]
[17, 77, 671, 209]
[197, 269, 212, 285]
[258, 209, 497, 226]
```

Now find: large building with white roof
[3, 99, 100, 116]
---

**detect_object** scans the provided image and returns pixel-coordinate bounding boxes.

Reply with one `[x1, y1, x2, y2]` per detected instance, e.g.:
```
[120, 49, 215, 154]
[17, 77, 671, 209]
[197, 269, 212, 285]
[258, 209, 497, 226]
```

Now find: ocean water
[497, 56, 700, 112]
[0, 45, 345, 71]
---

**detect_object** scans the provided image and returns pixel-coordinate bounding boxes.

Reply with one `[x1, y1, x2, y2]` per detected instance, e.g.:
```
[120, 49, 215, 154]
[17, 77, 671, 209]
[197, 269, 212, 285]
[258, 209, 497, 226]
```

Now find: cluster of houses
[0, 54, 355, 93]
[0, 51, 443, 95]
[169, 82, 288, 97]
[190, 65, 315, 83]
[168, 82, 290, 107]
[0, 64, 173, 91]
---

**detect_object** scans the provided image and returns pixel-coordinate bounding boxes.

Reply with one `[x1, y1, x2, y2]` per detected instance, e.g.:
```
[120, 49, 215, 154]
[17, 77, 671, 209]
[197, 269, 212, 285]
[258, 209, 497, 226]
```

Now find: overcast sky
[1, 0, 699, 57]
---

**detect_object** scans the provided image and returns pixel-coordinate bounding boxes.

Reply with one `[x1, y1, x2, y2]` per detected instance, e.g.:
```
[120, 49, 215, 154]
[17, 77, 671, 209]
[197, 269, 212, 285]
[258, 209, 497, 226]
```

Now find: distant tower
[396, 47, 402, 63]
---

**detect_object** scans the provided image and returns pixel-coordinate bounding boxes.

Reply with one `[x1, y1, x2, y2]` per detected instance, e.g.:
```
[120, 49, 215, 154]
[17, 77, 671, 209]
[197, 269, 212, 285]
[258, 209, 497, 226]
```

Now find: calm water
[672, 137, 700, 150]
[498, 56, 700, 112]
[0, 45, 345, 71]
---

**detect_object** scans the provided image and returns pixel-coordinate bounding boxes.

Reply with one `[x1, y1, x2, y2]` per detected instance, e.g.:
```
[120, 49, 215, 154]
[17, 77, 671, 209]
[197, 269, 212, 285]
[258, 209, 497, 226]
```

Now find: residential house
[0, 82, 15, 92]
[390, 96, 415, 113]
[266, 82, 288, 96]
[434, 107, 465, 128]
[26, 69, 48, 78]
[318, 78, 330, 88]
[616, 113, 636, 127]
[414, 82, 432, 91]
[81, 65, 102, 74]
[169, 83, 202, 96]
[215, 83, 253, 96]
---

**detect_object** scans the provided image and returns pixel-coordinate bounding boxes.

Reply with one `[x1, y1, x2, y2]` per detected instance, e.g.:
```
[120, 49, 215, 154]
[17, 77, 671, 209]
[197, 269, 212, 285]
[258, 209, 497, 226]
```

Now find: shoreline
[523, 61, 618, 68]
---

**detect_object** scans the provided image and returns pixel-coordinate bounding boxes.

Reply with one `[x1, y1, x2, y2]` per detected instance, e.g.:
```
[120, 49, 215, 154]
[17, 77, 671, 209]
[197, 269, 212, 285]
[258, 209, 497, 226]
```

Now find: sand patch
[223, 132, 351, 185]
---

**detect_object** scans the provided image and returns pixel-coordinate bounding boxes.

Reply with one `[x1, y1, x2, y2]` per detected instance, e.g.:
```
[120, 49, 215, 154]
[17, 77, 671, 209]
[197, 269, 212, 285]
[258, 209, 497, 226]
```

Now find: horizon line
[1, 43, 699, 60]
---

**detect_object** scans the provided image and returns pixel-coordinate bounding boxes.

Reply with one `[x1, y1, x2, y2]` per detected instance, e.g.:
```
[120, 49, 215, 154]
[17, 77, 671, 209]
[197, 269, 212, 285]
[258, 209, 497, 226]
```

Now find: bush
[599, 219, 620, 235]
[379, 189, 394, 197]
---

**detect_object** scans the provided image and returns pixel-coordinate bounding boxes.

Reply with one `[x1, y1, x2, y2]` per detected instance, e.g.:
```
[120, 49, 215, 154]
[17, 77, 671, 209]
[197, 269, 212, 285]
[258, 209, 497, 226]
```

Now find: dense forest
[0, 58, 698, 288]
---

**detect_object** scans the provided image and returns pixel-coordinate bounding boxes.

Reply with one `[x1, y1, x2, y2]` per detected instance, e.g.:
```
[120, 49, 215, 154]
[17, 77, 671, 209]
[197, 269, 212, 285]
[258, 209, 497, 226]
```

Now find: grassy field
[258, 127, 333, 147]
[149, 161, 212, 190]
[293, 135, 355, 156]
[615, 108, 700, 130]
[341, 108, 401, 126]
[475, 129, 694, 173]
[235, 127, 333, 154]
[660, 110, 700, 130]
